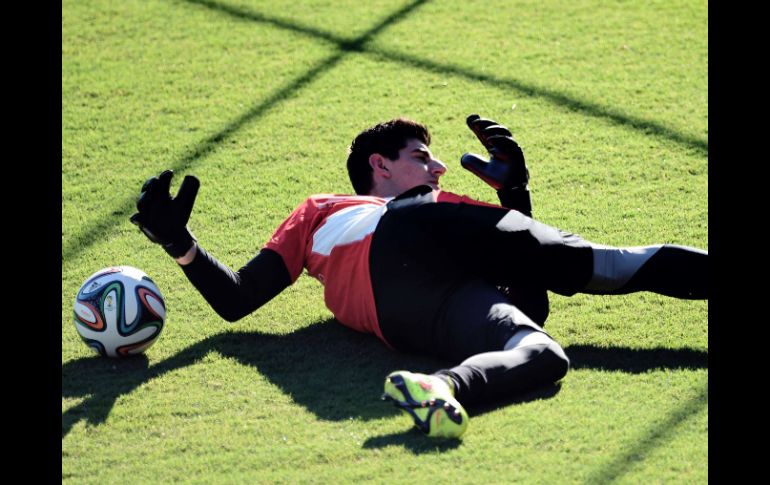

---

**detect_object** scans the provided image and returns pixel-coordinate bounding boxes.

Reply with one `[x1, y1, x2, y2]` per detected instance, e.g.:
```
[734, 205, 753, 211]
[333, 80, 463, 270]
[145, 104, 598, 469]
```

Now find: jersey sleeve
[263, 199, 316, 282]
[437, 190, 502, 208]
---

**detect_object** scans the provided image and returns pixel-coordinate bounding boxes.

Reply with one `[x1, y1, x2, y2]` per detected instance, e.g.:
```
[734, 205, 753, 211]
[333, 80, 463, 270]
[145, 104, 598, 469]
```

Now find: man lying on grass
[130, 114, 708, 439]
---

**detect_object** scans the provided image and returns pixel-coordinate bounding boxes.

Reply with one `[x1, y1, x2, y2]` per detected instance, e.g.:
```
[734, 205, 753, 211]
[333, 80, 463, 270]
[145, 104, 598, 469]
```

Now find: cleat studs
[444, 402, 450, 409]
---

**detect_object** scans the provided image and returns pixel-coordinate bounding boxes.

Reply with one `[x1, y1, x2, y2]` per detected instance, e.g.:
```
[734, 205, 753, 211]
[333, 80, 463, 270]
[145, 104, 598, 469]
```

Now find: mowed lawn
[62, 0, 707, 483]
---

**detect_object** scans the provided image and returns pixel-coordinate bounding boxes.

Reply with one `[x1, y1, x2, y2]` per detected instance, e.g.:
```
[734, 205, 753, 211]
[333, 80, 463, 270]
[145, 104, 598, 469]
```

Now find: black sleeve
[180, 246, 293, 322]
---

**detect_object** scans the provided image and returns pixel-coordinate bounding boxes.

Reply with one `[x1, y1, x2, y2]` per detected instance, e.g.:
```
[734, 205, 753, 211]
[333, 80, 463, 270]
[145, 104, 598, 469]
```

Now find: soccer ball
[73, 266, 166, 358]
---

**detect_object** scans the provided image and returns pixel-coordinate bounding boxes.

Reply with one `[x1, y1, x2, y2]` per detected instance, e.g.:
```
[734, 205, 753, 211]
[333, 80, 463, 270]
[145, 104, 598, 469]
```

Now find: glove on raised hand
[460, 114, 529, 190]
[130, 169, 200, 258]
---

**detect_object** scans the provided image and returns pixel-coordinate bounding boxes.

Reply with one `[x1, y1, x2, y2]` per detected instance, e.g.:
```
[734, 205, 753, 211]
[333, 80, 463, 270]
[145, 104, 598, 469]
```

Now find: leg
[437, 328, 568, 406]
[585, 244, 709, 299]
[499, 284, 550, 327]
[370, 194, 593, 353]
[426, 280, 569, 407]
[371, 201, 572, 436]
[376, 196, 707, 301]
[383, 201, 595, 297]
[497, 182, 550, 324]
[378, 279, 569, 436]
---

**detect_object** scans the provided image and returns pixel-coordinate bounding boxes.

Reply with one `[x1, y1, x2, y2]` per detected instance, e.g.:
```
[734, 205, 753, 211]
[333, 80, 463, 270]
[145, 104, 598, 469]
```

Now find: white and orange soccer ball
[73, 266, 166, 357]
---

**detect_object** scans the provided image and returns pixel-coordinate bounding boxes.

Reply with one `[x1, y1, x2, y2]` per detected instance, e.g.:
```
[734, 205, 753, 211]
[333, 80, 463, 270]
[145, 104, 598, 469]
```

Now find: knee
[501, 286, 550, 326]
[504, 329, 570, 383]
[541, 341, 570, 382]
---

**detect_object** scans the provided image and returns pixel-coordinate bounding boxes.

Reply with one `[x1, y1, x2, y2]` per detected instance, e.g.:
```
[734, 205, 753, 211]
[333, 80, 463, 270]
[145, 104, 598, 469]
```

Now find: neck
[366, 180, 401, 198]
[367, 187, 393, 198]
[367, 184, 439, 200]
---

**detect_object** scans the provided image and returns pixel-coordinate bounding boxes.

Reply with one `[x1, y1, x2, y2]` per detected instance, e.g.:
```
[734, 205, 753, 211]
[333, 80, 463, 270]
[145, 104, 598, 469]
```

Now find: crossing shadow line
[64, 0, 706, 264]
[183, 0, 708, 155]
[62, 0, 430, 264]
[584, 381, 708, 484]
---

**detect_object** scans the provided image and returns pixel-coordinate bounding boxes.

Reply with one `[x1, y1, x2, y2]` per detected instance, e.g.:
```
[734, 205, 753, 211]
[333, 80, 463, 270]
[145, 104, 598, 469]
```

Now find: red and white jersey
[263, 190, 500, 345]
[264, 194, 391, 342]
[435, 191, 500, 208]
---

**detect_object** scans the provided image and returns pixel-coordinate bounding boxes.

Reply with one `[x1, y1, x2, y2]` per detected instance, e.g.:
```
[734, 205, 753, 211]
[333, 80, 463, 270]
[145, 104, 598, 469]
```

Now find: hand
[130, 169, 200, 258]
[460, 114, 529, 190]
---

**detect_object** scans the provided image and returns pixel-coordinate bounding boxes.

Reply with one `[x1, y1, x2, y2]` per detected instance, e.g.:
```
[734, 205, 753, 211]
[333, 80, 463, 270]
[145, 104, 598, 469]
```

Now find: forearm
[179, 244, 292, 322]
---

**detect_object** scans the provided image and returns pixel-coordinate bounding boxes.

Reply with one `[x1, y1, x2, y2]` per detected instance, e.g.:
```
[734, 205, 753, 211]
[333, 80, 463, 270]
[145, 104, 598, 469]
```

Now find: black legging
[369, 187, 707, 405]
[369, 186, 593, 361]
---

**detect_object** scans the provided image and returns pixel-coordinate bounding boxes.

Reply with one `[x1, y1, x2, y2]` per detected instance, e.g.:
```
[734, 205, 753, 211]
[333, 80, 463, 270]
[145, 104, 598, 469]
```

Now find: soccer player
[130, 115, 708, 439]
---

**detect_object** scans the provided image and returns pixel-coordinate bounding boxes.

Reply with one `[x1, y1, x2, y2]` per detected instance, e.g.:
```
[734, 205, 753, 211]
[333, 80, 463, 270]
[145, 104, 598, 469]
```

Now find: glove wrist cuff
[497, 186, 533, 217]
[162, 228, 197, 259]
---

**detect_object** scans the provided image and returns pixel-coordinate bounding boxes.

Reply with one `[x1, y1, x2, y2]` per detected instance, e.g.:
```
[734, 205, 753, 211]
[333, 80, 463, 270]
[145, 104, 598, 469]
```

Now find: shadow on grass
[61, 49, 350, 264]
[64, 0, 707, 266]
[587, 381, 708, 483]
[61, 0, 429, 264]
[361, 384, 562, 453]
[63, 319, 708, 450]
[467, 383, 564, 418]
[62, 319, 437, 439]
[185, 0, 707, 155]
[362, 428, 462, 454]
[565, 344, 708, 373]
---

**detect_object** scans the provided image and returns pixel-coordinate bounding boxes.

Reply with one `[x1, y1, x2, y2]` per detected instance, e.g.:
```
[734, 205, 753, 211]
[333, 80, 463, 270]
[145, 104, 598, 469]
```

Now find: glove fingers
[460, 152, 488, 170]
[130, 212, 161, 244]
[175, 175, 200, 223]
[482, 124, 512, 138]
[136, 182, 157, 212]
[157, 170, 174, 196]
[136, 170, 170, 212]
[467, 116, 504, 149]
[460, 152, 504, 190]
[141, 175, 157, 193]
[487, 135, 522, 154]
[467, 114, 497, 129]
[469, 117, 498, 133]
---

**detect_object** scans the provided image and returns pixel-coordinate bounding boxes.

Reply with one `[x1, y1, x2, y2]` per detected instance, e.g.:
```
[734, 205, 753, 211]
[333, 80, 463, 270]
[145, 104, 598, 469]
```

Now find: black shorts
[369, 186, 592, 361]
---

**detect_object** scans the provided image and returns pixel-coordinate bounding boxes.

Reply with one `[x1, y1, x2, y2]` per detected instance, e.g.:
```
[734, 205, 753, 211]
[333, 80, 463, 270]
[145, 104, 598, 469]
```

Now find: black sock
[618, 244, 709, 299]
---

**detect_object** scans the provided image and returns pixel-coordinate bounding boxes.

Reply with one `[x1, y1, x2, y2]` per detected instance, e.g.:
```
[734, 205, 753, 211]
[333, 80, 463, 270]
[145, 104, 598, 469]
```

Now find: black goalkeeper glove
[130, 169, 200, 258]
[460, 114, 529, 191]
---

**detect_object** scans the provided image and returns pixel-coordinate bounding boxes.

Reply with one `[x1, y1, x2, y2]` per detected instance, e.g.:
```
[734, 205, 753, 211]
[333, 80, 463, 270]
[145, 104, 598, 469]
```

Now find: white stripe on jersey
[311, 203, 389, 256]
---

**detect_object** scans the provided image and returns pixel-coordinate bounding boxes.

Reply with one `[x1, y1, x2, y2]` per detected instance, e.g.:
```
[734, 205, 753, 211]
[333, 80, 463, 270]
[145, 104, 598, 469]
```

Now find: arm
[130, 170, 292, 322]
[177, 243, 292, 322]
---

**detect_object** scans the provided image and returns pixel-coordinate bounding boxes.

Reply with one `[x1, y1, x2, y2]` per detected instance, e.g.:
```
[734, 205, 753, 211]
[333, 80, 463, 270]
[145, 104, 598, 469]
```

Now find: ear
[368, 153, 392, 179]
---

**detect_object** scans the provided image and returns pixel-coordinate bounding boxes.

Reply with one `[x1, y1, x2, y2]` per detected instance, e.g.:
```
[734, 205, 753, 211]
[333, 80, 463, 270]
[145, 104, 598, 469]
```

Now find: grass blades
[63, 0, 707, 483]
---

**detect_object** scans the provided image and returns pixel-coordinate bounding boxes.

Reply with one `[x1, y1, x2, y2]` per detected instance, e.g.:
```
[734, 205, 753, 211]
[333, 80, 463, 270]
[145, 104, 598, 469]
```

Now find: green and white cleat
[382, 370, 469, 438]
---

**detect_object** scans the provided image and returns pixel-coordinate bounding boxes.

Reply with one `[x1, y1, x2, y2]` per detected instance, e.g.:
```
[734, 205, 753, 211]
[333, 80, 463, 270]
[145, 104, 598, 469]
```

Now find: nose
[431, 159, 447, 176]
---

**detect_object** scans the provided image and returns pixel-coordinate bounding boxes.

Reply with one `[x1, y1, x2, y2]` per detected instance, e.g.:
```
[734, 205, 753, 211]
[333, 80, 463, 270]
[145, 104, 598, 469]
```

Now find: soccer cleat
[381, 371, 469, 438]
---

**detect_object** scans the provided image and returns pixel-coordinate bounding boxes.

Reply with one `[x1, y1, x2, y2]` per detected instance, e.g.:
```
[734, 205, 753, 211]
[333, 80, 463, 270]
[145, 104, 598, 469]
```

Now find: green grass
[62, 0, 707, 483]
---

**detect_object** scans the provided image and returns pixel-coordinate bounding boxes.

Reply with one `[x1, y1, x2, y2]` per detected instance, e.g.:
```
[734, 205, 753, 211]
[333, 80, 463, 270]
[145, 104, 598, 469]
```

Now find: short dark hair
[346, 118, 431, 194]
